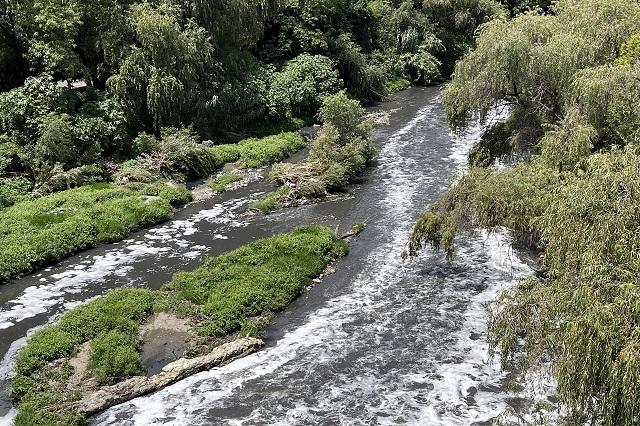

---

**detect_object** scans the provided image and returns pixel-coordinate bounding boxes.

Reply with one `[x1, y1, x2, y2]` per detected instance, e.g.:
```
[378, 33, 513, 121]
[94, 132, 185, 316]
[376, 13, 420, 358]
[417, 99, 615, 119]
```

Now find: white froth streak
[0, 197, 250, 425]
[0, 198, 249, 331]
[419, 230, 532, 425]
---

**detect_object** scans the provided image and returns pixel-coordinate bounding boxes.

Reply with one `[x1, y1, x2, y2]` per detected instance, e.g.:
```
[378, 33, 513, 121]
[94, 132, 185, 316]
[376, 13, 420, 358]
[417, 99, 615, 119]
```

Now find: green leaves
[89, 331, 143, 385]
[268, 53, 342, 118]
[417, 2, 640, 424]
[443, 0, 640, 134]
[14, 0, 84, 77]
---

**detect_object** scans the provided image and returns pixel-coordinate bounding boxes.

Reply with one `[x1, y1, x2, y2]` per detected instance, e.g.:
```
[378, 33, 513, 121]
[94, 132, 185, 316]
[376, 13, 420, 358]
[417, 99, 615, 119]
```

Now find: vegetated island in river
[10, 225, 365, 425]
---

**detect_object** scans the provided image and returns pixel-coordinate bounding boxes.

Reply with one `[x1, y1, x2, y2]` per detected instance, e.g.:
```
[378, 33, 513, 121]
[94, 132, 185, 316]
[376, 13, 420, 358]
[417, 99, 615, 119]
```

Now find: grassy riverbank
[0, 182, 190, 283]
[115, 131, 305, 184]
[11, 226, 348, 425]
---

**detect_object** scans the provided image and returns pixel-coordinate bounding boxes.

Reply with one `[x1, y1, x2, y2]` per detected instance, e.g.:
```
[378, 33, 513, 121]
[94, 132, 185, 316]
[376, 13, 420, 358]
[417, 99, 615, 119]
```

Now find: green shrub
[131, 132, 159, 157]
[114, 160, 162, 184]
[263, 96, 376, 213]
[268, 54, 343, 118]
[156, 127, 223, 180]
[249, 185, 291, 214]
[37, 164, 109, 195]
[317, 91, 371, 144]
[89, 331, 143, 385]
[0, 177, 32, 209]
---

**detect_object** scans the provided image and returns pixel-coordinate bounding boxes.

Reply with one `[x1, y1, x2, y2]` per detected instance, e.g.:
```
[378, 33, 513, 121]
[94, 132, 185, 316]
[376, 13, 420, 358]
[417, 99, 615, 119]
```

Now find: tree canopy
[411, 1, 640, 423]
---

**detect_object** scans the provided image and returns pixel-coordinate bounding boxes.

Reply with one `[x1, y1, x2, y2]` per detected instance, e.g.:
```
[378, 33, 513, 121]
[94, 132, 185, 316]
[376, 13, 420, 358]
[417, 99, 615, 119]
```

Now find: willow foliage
[412, 1, 640, 423]
[443, 0, 640, 136]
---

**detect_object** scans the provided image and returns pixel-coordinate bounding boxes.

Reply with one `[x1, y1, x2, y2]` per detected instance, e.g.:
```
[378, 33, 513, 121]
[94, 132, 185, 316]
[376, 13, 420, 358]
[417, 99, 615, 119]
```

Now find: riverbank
[0, 132, 306, 285]
[1, 87, 544, 425]
[0, 183, 191, 284]
[10, 226, 349, 425]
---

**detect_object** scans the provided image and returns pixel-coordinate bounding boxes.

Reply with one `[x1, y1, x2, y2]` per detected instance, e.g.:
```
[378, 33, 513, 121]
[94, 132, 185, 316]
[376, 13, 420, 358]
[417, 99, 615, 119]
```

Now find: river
[0, 86, 551, 425]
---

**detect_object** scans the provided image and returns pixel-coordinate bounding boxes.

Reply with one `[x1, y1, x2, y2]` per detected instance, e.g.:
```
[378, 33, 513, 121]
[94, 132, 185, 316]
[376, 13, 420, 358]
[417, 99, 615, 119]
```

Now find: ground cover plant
[0, 182, 190, 283]
[0, 129, 305, 282]
[10, 226, 348, 425]
[208, 173, 243, 194]
[116, 130, 305, 184]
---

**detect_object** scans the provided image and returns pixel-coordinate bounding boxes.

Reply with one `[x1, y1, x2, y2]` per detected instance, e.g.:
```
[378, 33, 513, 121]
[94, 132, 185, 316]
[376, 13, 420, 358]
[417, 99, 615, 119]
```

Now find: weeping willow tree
[410, 0, 640, 423]
[443, 0, 640, 146]
[105, 0, 281, 132]
[106, 2, 216, 130]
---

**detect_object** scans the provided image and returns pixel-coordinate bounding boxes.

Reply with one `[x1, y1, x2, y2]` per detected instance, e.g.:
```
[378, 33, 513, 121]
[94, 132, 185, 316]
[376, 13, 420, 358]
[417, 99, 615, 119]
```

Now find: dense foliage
[11, 226, 347, 425]
[410, 0, 640, 423]
[0, 0, 512, 203]
[251, 91, 375, 213]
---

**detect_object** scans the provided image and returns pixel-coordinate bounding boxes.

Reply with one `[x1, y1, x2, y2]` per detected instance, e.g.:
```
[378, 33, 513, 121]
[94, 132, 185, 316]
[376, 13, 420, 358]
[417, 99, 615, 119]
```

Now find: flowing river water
[0, 86, 553, 425]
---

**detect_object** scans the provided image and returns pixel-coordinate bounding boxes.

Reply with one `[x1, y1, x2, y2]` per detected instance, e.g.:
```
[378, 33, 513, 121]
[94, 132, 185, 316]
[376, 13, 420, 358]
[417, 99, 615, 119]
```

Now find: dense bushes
[0, 183, 190, 283]
[12, 226, 348, 425]
[0, 177, 32, 209]
[411, 1, 640, 423]
[116, 130, 305, 183]
[252, 92, 375, 213]
[0, 75, 127, 186]
[268, 54, 342, 119]
[1, 0, 508, 204]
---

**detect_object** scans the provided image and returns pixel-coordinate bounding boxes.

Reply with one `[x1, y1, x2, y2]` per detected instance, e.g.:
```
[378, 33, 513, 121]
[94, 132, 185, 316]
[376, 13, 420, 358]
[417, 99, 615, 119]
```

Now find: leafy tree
[411, 2, 640, 424]
[422, 0, 506, 74]
[443, 0, 640, 145]
[268, 53, 342, 118]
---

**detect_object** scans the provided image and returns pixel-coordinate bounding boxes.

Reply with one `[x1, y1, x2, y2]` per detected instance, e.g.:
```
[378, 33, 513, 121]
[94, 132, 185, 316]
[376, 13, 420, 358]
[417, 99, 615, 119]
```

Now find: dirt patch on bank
[68, 342, 98, 392]
[139, 312, 192, 376]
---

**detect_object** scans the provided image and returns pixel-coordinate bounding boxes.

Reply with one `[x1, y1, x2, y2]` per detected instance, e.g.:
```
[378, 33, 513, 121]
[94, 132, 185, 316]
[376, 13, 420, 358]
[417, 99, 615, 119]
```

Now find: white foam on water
[0, 198, 248, 331]
[419, 231, 532, 425]
[0, 409, 16, 426]
[95, 97, 527, 425]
